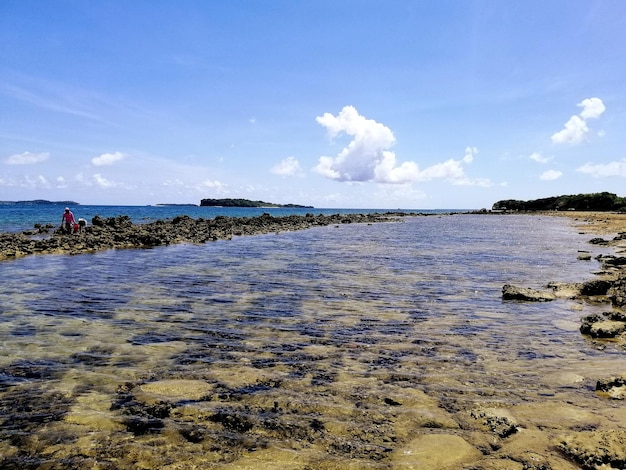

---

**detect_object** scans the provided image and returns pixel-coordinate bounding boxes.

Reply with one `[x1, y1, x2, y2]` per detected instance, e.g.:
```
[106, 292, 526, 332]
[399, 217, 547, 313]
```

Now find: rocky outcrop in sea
[0, 212, 411, 261]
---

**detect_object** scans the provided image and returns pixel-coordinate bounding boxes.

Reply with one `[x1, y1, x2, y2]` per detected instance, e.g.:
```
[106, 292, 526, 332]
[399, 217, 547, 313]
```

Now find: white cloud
[417, 158, 464, 181]
[529, 152, 551, 164]
[551, 97, 605, 144]
[56, 176, 67, 189]
[577, 159, 626, 178]
[198, 179, 225, 189]
[464, 146, 478, 163]
[271, 156, 302, 176]
[195, 179, 228, 195]
[163, 178, 184, 187]
[93, 173, 116, 188]
[92, 151, 125, 166]
[578, 97, 605, 119]
[315, 106, 408, 183]
[5, 151, 50, 165]
[551, 115, 588, 144]
[314, 106, 486, 186]
[540, 169, 563, 181]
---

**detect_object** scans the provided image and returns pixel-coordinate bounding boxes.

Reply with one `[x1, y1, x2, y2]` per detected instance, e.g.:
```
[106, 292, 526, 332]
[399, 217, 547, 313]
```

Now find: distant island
[492, 192, 626, 212]
[155, 203, 199, 207]
[0, 200, 79, 206]
[200, 198, 313, 208]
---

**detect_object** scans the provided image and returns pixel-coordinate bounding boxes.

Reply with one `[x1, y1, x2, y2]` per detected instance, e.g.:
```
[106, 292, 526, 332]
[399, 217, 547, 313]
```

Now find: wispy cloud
[92, 151, 125, 166]
[529, 152, 552, 164]
[540, 169, 563, 181]
[577, 159, 626, 177]
[271, 156, 302, 176]
[5, 151, 49, 165]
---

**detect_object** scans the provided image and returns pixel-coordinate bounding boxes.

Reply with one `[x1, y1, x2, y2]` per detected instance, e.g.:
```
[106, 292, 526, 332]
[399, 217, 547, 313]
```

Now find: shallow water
[0, 214, 623, 468]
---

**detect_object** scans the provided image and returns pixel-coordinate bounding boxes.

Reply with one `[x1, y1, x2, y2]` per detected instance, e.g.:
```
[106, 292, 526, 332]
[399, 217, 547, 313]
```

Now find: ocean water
[0, 212, 622, 468]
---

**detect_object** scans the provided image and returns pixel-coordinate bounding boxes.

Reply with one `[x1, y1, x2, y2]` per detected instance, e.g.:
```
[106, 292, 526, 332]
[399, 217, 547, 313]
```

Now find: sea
[0, 204, 623, 468]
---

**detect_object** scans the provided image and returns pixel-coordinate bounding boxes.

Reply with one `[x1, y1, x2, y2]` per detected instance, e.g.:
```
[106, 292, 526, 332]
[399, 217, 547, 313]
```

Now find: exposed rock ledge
[0, 212, 413, 261]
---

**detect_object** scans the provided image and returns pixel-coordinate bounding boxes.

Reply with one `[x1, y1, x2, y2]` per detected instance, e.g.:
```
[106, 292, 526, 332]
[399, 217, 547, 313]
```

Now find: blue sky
[1, 1, 625, 209]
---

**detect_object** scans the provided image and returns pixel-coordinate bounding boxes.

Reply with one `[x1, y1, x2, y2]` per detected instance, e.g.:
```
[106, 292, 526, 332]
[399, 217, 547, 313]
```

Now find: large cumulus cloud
[314, 106, 487, 186]
[314, 106, 413, 183]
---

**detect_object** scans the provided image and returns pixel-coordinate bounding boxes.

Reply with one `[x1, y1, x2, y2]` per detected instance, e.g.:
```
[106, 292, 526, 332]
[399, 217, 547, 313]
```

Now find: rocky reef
[503, 228, 626, 468]
[0, 212, 411, 261]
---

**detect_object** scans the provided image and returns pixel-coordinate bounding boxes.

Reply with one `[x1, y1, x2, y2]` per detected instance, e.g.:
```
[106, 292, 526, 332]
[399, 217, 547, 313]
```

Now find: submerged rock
[392, 434, 482, 469]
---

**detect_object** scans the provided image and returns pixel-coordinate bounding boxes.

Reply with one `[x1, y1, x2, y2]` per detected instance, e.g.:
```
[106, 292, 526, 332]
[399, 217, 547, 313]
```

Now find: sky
[1, 1, 626, 209]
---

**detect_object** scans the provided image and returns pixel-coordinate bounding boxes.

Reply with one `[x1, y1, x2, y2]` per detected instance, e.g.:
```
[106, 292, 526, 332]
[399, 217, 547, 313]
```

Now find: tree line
[492, 192, 626, 212]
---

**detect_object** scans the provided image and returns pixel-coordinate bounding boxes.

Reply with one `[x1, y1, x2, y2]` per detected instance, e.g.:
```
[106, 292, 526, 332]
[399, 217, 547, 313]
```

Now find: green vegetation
[492, 192, 626, 212]
[200, 198, 313, 208]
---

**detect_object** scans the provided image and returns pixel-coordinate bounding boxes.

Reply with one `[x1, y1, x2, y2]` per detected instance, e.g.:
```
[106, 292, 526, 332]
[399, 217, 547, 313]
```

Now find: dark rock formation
[596, 374, 626, 399]
[0, 212, 410, 261]
[580, 313, 626, 338]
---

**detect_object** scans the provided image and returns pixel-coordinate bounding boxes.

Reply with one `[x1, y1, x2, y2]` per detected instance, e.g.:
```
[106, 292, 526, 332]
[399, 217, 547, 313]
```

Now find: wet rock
[580, 313, 626, 338]
[556, 429, 626, 470]
[608, 276, 626, 307]
[579, 278, 613, 296]
[470, 407, 518, 438]
[1, 212, 409, 261]
[545, 281, 582, 299]
[502, 284, 556, 302]
[604, 256, 626, 267]
[596, 373, 626, 400]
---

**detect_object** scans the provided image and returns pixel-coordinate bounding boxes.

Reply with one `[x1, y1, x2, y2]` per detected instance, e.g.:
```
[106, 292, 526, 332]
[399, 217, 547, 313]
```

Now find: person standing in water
[61, 207, 76, 234]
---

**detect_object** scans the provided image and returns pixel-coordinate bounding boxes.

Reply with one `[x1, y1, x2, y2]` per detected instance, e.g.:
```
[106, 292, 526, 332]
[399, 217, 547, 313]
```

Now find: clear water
[0, 214, 621, 468]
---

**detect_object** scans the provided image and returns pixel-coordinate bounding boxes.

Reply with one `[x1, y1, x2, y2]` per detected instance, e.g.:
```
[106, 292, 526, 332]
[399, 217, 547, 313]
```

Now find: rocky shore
[0, 212, 413, 261]
[502, 211, 626, 469]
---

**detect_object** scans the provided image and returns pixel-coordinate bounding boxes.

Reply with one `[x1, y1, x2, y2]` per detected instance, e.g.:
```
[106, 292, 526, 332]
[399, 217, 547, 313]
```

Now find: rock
[556, 430, 626, 469]
[1, 212, 409, 261]
[502, 284, 556, 302]
[546, 282, 582, 299]
[580, 314, 626, 338]
[596, 373, 626, 399]
[605, 256, 626, 267]
[608, 276, 626, 307]
[579, 279, 613, 296]
[469, 407, 518, 438]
